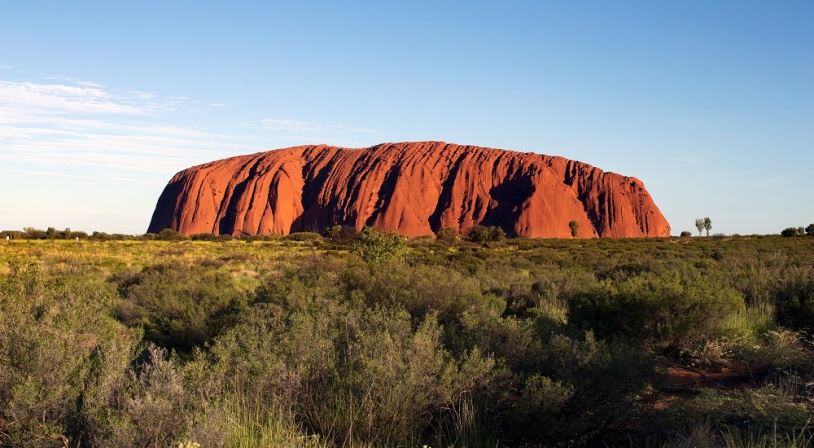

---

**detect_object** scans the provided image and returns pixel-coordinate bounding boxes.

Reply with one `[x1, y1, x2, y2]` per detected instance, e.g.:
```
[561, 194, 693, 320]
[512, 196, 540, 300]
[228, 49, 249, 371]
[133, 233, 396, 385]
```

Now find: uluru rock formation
[148, 142, 671, 238]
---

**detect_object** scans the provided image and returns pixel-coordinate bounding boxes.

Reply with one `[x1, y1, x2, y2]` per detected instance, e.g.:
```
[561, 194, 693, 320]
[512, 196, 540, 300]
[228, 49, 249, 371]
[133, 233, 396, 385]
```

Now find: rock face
[148, 142, 671, 238]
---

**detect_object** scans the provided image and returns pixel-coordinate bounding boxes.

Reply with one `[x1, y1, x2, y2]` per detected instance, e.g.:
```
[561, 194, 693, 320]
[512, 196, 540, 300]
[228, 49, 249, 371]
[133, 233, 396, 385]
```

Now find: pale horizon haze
[1, 2, 811, 236]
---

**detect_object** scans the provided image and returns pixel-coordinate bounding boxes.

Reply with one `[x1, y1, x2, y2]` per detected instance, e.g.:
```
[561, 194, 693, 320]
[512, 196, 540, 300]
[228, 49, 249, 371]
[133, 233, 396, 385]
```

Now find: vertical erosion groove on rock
[147, 142, 671, 238]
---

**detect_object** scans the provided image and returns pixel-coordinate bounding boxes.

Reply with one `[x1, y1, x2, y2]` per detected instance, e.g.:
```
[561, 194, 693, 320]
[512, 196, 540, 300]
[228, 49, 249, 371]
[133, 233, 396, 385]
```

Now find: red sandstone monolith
[148, 142, 671, 238]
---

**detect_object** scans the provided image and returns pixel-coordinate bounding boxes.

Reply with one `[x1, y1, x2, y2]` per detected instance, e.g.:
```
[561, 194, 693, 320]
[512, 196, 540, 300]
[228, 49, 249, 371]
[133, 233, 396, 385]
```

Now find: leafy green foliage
[569, 220, 579, 238]
[782, 226, 806, 237]
[340, 260, 490, 323]
[202, 290, 494, 447]
[323, 224, 356, 244]
[157, 228, 188, 241]
[569, 270, 746, 354]
[696, 218, 705, 236]
[112, 261, 248, 352]
[771, 265, 814, 333]
[436, 226, 459, 242]
[467, 224, 506, 242]
[2, 235, 814, 446]
[0, 261, 141, 446]
[350, 226, 407, 264]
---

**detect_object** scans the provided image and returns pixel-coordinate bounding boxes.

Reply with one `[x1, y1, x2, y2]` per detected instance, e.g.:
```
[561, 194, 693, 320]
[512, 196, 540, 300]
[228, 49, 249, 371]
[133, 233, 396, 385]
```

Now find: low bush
[202, 293, 495, 447]
[284, 231, 324, 242]
[467, 225, 506, 242]
[340, 260, 491, 323]
[350, 226, 407, 264]
[112, 261, 249, 352]
[771, 265, 814, 334]
[323, 225, 357, 244]
[0, 260, 141, 446]
[568, 269, 746, 355]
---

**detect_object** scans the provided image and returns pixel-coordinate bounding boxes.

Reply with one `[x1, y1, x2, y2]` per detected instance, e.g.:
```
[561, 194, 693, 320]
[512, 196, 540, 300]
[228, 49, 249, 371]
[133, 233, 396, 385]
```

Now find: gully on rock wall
[148, 142, 671, 238]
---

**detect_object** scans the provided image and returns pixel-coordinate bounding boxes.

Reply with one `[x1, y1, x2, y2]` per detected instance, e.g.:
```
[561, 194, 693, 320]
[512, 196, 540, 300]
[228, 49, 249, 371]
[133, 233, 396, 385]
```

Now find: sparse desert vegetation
[1, 231, 814, 447]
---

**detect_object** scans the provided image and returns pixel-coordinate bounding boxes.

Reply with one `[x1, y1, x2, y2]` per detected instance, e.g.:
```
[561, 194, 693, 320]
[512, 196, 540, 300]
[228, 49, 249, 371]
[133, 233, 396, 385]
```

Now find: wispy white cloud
[0, 80, 153, 115]
[328, 124, 377, 133]
[261, 119, 325, 132]
[0, 77, 373, 179]
[261, 118, 376, 134]
[0, 74, 381, 233]
[16, 169, 152, 184]
[0, 78, 255, 174]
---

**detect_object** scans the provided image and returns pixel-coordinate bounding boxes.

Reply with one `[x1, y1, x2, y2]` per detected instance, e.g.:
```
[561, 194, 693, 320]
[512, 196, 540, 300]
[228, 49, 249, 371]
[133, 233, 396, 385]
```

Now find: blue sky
[1, 1, 811, 235]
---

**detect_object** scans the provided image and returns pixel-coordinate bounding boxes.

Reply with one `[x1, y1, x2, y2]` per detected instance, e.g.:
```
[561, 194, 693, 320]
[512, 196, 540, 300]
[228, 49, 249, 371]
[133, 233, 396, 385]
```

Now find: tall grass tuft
[219, 395, 326, 448]
[720, 421, 813, 448]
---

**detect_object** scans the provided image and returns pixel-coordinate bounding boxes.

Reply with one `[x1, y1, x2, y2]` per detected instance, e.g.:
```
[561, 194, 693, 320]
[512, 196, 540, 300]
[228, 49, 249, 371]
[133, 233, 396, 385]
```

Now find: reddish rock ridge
[148, 142, 671, 238]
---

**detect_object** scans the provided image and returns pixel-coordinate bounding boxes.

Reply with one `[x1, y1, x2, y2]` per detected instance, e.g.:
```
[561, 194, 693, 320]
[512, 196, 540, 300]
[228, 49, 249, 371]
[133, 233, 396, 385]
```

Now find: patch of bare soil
[656, 361, 761, 394]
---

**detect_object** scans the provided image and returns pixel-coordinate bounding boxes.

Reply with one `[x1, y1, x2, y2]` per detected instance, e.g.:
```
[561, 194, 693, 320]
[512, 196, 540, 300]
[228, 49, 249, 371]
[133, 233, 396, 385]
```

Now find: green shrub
[203, 293, 495, 447]
[157, 228, 187, 241]
[504, 374, 574, 441]
[350, 226, 407, 264]
[781, 227, 801, 237]
[771, 265, 814, 335]
[736, 329, 814, 372]
[467, 225, 506, 243]
[190, 232, 218, 241]
[318, 309, 494, 446]
[569, 270, 746, 355]
[670, 385, 813, 437]
[98, 345, 191, 447]
[340, 261, 490, 323]
[479, 330, 656, 446]
[284, 231, 324, 242]
[112, 261, 248, 352]
[436, 226, 459, 242]
[0, 260, 141, 446]
[322, 224, 357, 244]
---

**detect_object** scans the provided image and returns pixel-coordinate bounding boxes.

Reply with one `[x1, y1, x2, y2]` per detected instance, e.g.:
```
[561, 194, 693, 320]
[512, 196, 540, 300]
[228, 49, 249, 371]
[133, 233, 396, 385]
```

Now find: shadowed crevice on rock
[484, 174, 535, 238]
[428, 150, 468, 233]
[147, 179, 185, 234]
[216, 159, 262, 236]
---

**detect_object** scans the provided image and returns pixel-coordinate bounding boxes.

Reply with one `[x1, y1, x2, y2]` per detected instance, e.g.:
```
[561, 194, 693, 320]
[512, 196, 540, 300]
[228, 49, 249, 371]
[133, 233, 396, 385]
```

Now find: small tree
[436, 226, 458, 243]
[806, 224, 814, 237]
[324, 225, 356, 244]
[467, 225, 506, 243]
[695, 219, 704, 236]
[351, 226, 407, 264]
[157, 228, 185, 241]
[680, 231, 692, 238]
[703, 217, 712, 237]
[781, 227, 798, 237]
[569, 220, 579, 239]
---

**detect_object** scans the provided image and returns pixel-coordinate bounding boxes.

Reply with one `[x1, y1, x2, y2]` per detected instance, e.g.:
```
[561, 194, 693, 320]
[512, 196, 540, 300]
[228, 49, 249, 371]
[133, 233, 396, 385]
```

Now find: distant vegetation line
[5, 220, 814, 242]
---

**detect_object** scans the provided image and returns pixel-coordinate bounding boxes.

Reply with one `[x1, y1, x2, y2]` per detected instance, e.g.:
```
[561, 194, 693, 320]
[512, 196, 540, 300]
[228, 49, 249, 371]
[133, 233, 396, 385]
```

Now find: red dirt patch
[658, 363, 759, 393]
